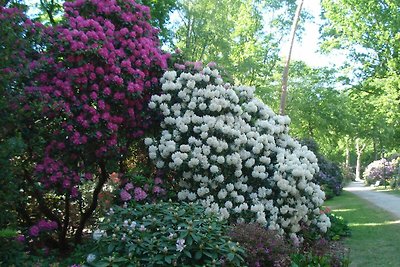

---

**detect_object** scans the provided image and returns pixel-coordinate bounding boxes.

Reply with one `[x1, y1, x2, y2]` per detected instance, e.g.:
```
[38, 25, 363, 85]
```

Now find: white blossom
[146, 64, 330, 238]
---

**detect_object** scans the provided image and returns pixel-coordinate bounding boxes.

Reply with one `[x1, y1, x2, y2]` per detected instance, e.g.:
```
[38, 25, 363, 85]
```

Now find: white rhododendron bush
[145, 63, 330, 238]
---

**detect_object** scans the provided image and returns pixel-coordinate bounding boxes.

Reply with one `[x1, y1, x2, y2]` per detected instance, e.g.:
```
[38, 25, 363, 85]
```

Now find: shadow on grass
[325, 191, 400, 267]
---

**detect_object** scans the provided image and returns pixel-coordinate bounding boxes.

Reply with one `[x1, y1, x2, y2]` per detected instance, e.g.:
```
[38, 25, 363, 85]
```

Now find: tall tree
[321, 0, 400, 77]
[171, 0, 306, 88]
[279, 0, 304, 115]
[321, 0, 400, 167]
[137, 0, 178, 45]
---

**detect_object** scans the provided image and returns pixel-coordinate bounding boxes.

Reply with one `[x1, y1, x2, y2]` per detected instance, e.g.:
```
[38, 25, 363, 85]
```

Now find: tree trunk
[279, 0, 304, 115]
[74, 160, 108, 244]
[345, 136, 350, 171]
[373, 138, 378, 160]
[345, 144, 350, 171]
[59, 193, 70, 251]
[355, 139, 366, 181]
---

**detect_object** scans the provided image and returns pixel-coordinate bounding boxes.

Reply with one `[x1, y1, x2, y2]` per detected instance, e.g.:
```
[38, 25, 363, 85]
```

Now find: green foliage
[0, 228, 17, 238]
[321, 0, 400, 77]
[0, 233, 26, 266]
[137, 0, 177, 45]
[172, 0, 307, 88]
[0, 136, 26, 228]
[291, 237, 350, 267]
[325, 213, 351, 241]
[80, 202, 245, 266]
[321, 0, 400, 155]
[291, 251, 350, 267]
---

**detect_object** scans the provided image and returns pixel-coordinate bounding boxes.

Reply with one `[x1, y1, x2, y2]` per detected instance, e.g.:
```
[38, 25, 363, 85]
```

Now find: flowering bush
[27, 0, 168, 195]
[3, 0, 168, 249]
[80, 202, 245, 266]
[300, 139, 344, 199]
[118, 170, 168, 204]
[363, 158, 396, 185]
[229, 223, 293, 266]
[146, 63, 330, 239]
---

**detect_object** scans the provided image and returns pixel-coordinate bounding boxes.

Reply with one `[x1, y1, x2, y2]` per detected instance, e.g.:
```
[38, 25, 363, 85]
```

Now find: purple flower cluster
[22, 0, 168, 196]
[120, 183, 147, 202]
[35, 156, 92, 197]
[28, 220, 58, 237]
[119, 171, 167, 203]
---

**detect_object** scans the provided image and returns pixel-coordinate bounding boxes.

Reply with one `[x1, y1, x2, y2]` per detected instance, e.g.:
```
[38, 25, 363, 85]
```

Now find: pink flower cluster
[28, 220, 58, 237]
[173, 61, 218, 74]
[120, 182, 147, 202]
[35, 156, 93, 197]
[27, 0, 168, 153]
[119, 171, 167, 203]
[23, 0, 168, 195]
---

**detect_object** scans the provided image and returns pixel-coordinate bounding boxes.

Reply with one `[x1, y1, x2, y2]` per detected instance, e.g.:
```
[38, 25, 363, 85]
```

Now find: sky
[283, 0, 347, 68]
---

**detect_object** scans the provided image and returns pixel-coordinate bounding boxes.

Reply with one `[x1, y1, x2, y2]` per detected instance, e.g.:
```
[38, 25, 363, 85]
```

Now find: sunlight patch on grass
[349, 220, 400, 227]
[331, 208, 356, 213]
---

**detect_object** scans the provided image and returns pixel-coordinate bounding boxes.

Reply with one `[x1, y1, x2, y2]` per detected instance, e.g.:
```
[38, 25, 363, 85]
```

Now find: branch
[59, 193, 70, 251]
[40, 0, 56, 26]
[74, 160, 108, 244]
[25, 172, 61, 228]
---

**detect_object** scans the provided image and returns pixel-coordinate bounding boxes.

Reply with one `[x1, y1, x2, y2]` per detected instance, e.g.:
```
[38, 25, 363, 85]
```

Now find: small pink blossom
[134, 187, 147, 201]
[124, 183, 134, 191]
[29, 226, 40, 237]
[120, 189, 132, 202]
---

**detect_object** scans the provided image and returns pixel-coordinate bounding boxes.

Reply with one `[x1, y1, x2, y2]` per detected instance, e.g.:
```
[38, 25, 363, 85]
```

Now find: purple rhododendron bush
[146, 62, 331, 242]
[363, 157, 399, 186]
[1, 0, 167, 251]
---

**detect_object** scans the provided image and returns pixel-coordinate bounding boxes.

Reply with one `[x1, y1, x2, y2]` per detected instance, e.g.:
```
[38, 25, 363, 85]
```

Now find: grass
[325, 191, 400, 267]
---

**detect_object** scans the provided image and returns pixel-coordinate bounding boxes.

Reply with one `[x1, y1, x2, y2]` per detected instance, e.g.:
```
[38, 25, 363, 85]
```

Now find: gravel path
[344, 181, 400, 219]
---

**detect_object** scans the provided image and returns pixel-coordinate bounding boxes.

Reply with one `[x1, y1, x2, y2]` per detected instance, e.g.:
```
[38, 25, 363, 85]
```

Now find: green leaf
[165, 255, 173, 264]
[184, 250, 192, 258]
[194, 251, 202, 260]
[96, 262, 111, 267]
[227, 253, 235, 261]
[186, 235, 193, 246]
[107, 244, 115, 253]
[191, 232, 201, 243]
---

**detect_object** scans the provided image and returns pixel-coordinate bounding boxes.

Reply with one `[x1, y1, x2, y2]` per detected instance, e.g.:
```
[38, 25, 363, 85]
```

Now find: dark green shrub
[79, 201, 245, 266]
[325, 213, 351, 241]
[0, 229, 25, 266]
[292, 239, 350, 267]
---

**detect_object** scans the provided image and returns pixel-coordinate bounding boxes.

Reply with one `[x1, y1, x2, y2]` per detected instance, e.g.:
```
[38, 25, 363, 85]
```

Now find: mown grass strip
[325, 191, 400, 267]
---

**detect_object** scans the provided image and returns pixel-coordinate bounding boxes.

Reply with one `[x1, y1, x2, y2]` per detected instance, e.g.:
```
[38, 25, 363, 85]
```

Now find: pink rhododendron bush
[7, 0, 167, 248]
[146, 63, 331, 240]
[363, 157, 398, 186]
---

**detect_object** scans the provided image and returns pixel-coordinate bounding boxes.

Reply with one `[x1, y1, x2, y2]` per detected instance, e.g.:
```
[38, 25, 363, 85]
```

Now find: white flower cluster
[146, 65, 330, 237]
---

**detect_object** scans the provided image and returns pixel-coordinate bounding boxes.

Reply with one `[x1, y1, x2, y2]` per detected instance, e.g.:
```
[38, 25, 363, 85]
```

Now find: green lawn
[325, 191, 400, 267]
